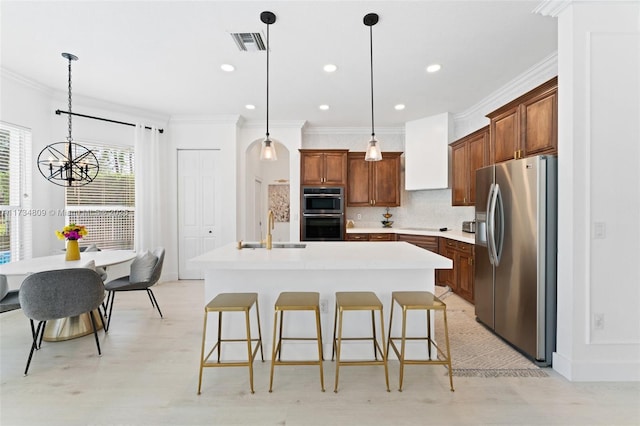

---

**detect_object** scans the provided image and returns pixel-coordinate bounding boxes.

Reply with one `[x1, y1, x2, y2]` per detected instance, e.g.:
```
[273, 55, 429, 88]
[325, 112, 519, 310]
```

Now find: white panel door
[178, 150, 219, 279]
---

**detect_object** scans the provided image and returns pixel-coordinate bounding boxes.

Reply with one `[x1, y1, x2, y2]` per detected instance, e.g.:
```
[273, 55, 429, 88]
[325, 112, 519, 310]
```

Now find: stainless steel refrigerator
[475, 155, 557, 365]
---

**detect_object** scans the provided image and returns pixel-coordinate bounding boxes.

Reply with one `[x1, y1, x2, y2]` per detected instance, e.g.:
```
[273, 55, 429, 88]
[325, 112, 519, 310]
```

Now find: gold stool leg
[331, 300, 338, 362]
[399, 307, 408, 391]
[333, 308, 343, 393]
[269, 309, 279, 392]
[443, 308, 454, 392]
[244, 307, 255, 394]
[315, 306, 325, 392]
[379, 308, 390, 392]
[197, 310, 209, 395]
[254, 298, 264, 362]
[387, 296, 395, 362]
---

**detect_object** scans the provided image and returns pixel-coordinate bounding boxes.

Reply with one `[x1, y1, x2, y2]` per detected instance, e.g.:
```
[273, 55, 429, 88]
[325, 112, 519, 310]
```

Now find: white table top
[0, 250, 137, 276]
[189, 241, 452, 271]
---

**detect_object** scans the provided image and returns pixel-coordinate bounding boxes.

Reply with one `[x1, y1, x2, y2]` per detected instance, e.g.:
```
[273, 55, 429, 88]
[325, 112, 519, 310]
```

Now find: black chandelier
[37, 53, 99, 187]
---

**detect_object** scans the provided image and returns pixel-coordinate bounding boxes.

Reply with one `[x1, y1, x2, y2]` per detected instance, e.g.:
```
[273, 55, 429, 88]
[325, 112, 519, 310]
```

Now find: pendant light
[37, 53, 99, 186]
[260, 11, 277, 161]
[364, 13, 382, 162]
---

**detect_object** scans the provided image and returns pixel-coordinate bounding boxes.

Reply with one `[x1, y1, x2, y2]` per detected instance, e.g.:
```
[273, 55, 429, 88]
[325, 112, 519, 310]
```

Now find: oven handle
[302, 213, 343, 217]
[303, 194, 342, 198]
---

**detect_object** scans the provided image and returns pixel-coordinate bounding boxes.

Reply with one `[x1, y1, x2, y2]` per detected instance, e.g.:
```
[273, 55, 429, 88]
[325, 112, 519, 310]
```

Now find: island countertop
[188, 241, 453, 271]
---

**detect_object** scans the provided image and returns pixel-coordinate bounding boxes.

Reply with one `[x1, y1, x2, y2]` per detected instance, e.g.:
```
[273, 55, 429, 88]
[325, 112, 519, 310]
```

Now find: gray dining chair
[19, 268, 106, 375]
[103, 247, 165, 331]
[83, 244, 108, 282]
[0, 274, 21, 313]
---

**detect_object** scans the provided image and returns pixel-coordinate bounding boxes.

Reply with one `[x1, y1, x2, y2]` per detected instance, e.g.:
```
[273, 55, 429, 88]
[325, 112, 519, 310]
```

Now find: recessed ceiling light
[319, 104, 330, 111]
[426, 64, 441, 73]
[221, 64, 235, 72]
[323, 64, 338, 73]
[394, 104, 405, 111]
[245, 104, 256, 110]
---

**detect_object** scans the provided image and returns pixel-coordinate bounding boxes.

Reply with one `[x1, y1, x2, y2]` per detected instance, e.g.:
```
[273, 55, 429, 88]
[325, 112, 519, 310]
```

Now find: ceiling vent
[230, 32, 266, 52]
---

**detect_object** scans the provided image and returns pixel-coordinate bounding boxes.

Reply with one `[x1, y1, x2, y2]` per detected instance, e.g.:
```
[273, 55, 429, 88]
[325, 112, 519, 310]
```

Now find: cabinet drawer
[369, 233, 394, 241]
[345, 233, 368, 241]
[396, 234, 438, 252]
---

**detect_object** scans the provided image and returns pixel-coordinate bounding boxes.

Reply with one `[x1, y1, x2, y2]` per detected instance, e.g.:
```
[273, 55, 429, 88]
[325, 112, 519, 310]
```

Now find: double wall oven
[301, 187, 345, 241]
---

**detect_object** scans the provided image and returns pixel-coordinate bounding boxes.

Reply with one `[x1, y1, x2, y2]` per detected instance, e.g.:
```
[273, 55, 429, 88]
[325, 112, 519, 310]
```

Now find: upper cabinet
[300, 149, 348, 186]
[404, 113, 453, 190]
[347, 152, 402, 207]
[487, 77, 558, 164]
[450, 126, 489, 206]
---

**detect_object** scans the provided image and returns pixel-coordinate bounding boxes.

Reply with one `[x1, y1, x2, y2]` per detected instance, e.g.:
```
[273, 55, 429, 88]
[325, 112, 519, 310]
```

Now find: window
[65, 142, 135, 250]
[0, 122, 32, 264]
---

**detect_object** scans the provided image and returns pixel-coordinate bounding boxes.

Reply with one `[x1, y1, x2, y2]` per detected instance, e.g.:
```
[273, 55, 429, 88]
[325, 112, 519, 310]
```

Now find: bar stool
[387, 291, 454, 392]
[331, 291, 390, 393]
[197, 293, 264, 394]
[269, 292, 325, 392]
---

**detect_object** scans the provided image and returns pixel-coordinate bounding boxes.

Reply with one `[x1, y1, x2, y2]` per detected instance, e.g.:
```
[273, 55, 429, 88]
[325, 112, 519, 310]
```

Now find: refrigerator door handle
[494, 183, 505, 265]
[486, 183, 497, 265]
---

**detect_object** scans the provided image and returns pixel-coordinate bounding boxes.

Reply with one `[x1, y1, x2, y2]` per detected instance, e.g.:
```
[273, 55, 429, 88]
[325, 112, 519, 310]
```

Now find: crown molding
[453, 51, 558, 132]
[303, 126, 404, 135]
[1, 67, 55, 95]
[241, 119, 307, 130]
[169, 115, 242, 125]
[534, 0, 571, 17]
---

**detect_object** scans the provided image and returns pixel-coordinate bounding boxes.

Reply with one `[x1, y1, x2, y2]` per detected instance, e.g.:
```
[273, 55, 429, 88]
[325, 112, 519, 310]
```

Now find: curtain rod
[55, 109, 164, 134]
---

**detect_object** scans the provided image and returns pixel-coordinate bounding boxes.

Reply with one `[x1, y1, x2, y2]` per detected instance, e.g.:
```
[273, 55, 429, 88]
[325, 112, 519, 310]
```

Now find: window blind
[0, 122, 33, 263]
[65, 142, 135, 250]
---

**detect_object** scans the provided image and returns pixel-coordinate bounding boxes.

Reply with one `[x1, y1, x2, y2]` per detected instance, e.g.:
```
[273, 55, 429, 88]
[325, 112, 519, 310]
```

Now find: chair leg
[105, 291, 116, 331]
[88, 310, 102, 356]
[24, 321, 44, 376]
[147, 289, 163, 318]
[37, 321, 46, 349]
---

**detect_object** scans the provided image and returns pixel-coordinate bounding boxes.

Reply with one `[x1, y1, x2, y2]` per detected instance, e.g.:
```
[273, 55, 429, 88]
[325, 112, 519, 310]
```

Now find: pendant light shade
[364, 13, 382, 162]
[260, 11, 277, 161]
[37, 53, 99, 187]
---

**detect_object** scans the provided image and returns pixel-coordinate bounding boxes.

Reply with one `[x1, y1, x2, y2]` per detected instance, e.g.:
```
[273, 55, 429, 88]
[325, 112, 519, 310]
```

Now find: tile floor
[1, 280, 638, 426]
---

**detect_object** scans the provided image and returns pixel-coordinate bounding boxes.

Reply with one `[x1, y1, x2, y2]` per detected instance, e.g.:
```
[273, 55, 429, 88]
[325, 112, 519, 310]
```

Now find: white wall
[552, 0, 640, 381]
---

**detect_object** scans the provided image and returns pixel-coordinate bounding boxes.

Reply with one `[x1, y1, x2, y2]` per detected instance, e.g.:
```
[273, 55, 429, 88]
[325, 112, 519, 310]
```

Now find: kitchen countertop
[346, 227, 476, 244]
[189, 241, 452, 270]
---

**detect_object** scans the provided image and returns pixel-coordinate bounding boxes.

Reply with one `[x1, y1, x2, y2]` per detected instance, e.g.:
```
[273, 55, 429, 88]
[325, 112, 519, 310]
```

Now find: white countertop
[189, 241, 452, 271]
[346, 227, 476, 244]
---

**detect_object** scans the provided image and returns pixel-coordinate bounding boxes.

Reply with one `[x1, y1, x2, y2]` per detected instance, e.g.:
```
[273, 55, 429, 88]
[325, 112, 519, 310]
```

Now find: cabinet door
[301, 152, 325, 185]
[457, 247, 474, 303]
[372, 153, 401, 207]
[467, 129, 488, 205]
[450, 141, 467, 206]
[323, 152, 348, 185]
[347, 154, 371, 206]
[521, 88, 557, 157]
[491, 106, 519, 164]
[437, 238, 456, 289]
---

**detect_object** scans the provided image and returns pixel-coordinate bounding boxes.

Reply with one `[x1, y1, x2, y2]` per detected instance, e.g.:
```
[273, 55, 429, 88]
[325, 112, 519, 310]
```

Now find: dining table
[0, 250, 136, 341]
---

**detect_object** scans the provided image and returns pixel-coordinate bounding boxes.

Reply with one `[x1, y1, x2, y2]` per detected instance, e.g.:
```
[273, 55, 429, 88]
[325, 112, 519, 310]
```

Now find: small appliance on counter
[462, 220, 476, 233]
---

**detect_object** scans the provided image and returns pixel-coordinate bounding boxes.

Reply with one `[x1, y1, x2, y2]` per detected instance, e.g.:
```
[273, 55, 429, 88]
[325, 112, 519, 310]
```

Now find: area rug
[434, 286, 549, 378]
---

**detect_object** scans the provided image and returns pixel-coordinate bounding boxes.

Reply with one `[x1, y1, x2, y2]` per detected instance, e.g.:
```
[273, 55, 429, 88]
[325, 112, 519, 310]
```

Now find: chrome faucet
[266, 210, 275, 250]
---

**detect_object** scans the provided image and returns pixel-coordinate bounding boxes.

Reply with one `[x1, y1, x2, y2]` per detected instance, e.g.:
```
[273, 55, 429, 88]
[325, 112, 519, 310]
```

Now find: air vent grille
[230, 32, 266, 51]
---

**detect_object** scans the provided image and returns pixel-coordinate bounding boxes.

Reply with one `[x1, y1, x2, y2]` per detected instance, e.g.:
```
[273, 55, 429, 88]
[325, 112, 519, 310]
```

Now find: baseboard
[553, 351, 640, 381]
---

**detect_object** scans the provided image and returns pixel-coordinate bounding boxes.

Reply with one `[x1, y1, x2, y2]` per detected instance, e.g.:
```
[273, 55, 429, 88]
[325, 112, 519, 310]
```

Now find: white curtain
[134, 124, 163, 252]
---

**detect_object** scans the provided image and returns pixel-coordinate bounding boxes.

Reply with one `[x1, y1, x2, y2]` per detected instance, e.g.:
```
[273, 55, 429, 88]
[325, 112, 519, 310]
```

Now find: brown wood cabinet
[450, 125, 489, 206]
[345, 232, 395, 242]
[395, 234, 438, 252]
[487, 77, 557, 164]
[300, 149, 348, 186]
[347, 152, 402, 207]
[438, 238, 474, 303]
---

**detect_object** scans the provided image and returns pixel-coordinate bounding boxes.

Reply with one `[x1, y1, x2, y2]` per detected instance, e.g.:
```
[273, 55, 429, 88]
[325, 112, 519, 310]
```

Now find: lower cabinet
[438, 238, 475, 304]
[395, 234, 438, 252]
[345, 233, 396, 242]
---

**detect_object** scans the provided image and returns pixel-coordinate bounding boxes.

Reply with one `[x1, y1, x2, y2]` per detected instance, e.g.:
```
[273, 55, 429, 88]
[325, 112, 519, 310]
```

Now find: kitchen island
[189, 241, 452, 360]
